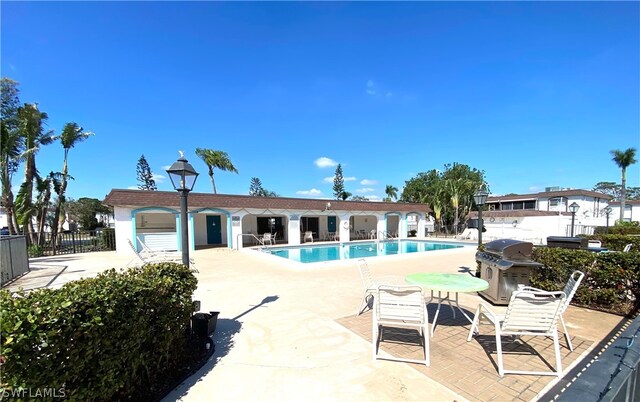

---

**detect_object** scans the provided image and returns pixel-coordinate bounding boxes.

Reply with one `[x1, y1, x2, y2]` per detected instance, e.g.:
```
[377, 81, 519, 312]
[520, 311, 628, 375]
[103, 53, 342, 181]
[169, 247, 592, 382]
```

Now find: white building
[468, 189, 617, 244]
[103, 189, 431, 254]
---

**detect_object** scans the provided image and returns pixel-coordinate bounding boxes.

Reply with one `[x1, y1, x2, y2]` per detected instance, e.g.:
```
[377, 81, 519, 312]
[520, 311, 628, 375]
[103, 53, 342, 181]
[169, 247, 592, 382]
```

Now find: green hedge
[594, 222, 640, 235]
[531, 247, 639, 315]
[584, 234, 640, 251]
[1, 262, 198, 401]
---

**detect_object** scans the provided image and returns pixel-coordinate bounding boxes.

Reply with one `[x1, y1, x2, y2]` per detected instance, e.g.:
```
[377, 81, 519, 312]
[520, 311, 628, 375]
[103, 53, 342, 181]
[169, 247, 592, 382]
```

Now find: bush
[27, 244, 44, 257]
[531, 247, 640, 315]
[0, 262, 198, 401]
[584, 234, 640, 251]
[594, 221, 640, 235]
[98, 228, 116, 251]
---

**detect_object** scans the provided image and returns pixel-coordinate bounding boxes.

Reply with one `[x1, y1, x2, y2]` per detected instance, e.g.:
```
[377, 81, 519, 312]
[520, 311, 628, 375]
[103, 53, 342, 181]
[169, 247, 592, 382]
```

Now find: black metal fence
[544, 311, 639, 402]
[23, 229, 116, 257]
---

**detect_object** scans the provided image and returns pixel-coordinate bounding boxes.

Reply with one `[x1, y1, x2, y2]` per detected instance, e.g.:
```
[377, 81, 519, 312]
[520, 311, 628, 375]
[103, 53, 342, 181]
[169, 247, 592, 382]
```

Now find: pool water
[264, 240, 463, 264]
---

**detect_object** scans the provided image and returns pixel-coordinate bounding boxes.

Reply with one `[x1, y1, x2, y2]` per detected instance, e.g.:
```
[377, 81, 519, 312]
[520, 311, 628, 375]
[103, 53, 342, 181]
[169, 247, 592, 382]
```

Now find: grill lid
[483, 238, 534, 260]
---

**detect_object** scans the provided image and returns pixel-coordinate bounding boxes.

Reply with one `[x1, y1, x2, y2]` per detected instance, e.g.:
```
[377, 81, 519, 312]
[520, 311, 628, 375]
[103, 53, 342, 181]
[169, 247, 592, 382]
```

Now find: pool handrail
[235, 233, 267, 250]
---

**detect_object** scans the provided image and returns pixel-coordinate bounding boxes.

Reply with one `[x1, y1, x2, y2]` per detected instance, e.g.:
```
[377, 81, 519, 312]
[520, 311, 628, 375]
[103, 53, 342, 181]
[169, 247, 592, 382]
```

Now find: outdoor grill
[546, 236, 588, 249]
[476, 239, 544, 305]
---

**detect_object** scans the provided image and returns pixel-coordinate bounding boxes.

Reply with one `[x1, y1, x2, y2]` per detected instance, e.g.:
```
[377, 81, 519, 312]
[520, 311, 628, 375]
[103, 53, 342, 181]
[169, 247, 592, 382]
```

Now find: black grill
[546, 236, 588, 249]
[476, 239, 543, 305]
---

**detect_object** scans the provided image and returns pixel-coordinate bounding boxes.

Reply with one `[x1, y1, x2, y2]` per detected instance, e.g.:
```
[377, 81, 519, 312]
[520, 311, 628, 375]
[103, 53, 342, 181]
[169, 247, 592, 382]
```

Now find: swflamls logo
[1, 387, 66, 399]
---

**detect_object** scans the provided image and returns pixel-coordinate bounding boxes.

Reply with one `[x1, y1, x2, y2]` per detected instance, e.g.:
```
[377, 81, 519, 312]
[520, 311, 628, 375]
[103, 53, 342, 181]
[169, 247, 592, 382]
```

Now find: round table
[405, 273, 489, 336]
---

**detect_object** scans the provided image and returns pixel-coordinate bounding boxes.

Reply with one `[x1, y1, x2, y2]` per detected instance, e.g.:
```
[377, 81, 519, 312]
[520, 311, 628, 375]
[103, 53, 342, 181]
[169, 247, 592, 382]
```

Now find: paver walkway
[337, 302, 614, 402]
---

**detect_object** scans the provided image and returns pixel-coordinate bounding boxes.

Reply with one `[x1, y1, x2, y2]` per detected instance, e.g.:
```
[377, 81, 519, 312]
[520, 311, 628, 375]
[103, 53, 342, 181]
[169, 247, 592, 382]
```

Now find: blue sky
[2, 2, 638, 202]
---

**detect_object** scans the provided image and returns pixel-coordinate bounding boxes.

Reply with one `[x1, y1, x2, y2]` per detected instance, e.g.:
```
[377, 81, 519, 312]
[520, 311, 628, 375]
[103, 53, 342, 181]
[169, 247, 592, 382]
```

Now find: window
[524, 201, 536, 210]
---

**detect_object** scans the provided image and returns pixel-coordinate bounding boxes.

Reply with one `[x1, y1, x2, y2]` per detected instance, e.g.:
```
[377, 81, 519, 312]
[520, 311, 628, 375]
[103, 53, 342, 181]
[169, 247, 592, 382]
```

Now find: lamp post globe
[568, 202, 580, 237]
[473, 188, 489, 248]
[166, 152, 199, 266]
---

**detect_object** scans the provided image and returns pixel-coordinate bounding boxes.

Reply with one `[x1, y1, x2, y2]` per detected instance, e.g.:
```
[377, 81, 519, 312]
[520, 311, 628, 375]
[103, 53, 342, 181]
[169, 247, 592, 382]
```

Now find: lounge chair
[623, 243, 633, 252]
[127, 238, 197, 272]
[373, 285, 430, 366]
[467, 289, 566, 377]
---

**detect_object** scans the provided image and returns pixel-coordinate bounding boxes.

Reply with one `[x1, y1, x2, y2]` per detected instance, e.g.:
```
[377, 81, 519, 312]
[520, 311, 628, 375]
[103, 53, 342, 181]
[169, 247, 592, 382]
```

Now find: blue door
[327, 216, 337, 233]
[206, 215, 222, 244]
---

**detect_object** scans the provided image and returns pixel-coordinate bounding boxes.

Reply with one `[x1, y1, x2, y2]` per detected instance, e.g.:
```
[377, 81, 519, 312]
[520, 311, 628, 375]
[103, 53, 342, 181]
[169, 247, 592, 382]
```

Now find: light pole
[569, 202, 580, 237]
[166, 152, 199, 266]
[604, 206, 612, 233]
[473, 188, 489, 248]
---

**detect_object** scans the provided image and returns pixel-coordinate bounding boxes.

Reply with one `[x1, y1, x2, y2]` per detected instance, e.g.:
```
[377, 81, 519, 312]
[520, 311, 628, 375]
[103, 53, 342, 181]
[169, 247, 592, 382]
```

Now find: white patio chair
[623, 243, 633, 252]
[518, 270, 585, 351]
[373, 285, 430, 366]
[369, 229, 377, 239]
[304, 231, 314, 243]
[357, 259, 405, 315]
[467, 289, 566, 377]
[262, 233, 274, 246]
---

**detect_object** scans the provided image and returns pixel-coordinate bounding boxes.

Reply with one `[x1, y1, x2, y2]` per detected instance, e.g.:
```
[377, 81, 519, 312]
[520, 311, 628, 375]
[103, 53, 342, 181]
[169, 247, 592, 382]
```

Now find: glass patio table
[405, 273, 489, 336]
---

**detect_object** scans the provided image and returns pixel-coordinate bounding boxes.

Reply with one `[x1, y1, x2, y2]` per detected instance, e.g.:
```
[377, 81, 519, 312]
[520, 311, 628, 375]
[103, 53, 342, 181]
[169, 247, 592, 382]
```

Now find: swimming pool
[263, 240, 464, 264]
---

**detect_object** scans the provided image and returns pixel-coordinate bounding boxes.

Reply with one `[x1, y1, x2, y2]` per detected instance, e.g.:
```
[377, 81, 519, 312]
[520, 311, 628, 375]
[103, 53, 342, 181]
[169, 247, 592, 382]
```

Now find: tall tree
[136, 154, 156, 190]
[249, 177, 266, 196]
[384, 185, 399, 202]
[15, 103, 56, 241]
[611, 147, 638, 223]
[332, 164, 345, 200]
[0, 78, 23, 234]
[195, 148, 238, 194]
[54, 123, 93, 236]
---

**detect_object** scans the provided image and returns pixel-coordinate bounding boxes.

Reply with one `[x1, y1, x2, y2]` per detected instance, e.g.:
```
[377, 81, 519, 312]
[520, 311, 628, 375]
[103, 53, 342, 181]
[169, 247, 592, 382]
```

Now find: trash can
[191, 311, 220, 337]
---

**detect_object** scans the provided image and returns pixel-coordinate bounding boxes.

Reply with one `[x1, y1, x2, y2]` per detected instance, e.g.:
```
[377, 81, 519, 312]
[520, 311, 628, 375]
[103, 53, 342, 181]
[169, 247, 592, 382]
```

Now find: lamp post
[166, 152, 199, 266]
[604, 206, 612, 233]
[569, 202, 580, 237]
[473, 188, 489, 248]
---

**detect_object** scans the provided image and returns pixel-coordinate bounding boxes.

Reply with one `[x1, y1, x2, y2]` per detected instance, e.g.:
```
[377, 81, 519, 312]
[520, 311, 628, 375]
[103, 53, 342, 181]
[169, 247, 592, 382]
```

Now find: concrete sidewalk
[3, 246, 625, 401]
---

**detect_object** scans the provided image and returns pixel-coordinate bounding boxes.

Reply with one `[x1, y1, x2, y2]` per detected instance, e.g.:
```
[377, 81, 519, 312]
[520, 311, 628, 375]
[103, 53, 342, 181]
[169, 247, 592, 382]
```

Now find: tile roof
[487, 189, 612, 202]
[467, 210, 566, 218]
[608, 200, 640, 205]
[103, 189, 431, 213]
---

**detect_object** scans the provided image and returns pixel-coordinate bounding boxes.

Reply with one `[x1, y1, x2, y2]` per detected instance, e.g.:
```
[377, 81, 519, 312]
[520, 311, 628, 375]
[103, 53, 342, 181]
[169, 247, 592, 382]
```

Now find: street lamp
[604, 206, 612, 232]
[569, 202, 580, 237]
[166, 152, 199, 266]
[473, 187, 489, 248]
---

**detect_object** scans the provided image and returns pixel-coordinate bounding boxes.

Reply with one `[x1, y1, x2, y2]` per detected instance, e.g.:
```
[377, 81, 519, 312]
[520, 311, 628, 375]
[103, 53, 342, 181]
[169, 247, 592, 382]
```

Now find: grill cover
[483, 238, 534, 260]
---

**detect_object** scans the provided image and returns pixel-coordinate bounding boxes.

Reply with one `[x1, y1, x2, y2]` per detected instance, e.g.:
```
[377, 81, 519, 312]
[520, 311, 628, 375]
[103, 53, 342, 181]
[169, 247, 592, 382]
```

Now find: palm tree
[385, 185, 399, 202]
[611, 147, 637, 223]
[15, 103, 56, 241]
[1, 77, 23, 234]
[54, 123, 93, 235]
[195, 148, 238, 194]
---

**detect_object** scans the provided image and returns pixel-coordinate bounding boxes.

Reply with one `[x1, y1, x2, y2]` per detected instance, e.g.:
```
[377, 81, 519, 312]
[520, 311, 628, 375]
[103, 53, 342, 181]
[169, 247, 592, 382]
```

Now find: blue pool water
[264, 240, 463, 264]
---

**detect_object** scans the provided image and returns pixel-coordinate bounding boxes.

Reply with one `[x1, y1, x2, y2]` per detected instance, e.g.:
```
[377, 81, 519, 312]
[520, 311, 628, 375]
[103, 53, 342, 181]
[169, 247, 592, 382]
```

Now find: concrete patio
[4, 245, 626, 401]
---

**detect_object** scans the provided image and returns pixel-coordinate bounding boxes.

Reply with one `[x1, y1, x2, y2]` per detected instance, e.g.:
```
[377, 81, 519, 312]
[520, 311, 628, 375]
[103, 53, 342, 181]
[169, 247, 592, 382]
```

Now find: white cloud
[368, 195, 382, 201]
[152, 173, 166, 183]
[360, 179, 378, 185]
[161, 165, 172, 170]
[344, 176, 356, 182]
[296, 188, 323, 196]
[356, 188, 375, 194]
[366, 80, 376, 95]
[127, 186, 138, 190]
[323, 176, 335, 183]
[314, 157, 338, 168]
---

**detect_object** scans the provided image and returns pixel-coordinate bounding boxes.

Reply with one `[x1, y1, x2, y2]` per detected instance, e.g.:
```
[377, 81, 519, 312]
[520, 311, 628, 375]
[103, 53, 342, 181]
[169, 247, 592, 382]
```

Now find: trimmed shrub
[1, 262, 198, 401]
[531, 247, 639, 315]
[584, 234, 640, 251]
[594, 222, 640, 236]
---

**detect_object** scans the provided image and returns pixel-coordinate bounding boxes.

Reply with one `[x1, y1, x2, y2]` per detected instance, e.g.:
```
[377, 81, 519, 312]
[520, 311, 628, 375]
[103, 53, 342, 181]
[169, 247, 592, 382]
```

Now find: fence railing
[1, 235, 30, 285]
[23, 229, 116, 257]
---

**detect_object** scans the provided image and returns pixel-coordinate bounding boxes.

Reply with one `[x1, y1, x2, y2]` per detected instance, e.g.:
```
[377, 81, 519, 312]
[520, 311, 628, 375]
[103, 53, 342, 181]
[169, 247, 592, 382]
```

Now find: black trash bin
[191, 311, 220, 337]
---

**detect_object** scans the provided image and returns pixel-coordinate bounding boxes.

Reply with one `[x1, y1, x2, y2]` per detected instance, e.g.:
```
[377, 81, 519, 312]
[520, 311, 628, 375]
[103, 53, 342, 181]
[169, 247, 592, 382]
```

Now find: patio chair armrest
[517, 285, 544, 292]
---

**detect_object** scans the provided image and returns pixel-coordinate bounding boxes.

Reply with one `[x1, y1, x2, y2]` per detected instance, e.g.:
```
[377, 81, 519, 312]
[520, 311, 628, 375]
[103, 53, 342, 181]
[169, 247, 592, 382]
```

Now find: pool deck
[4, 243, 626, 401]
